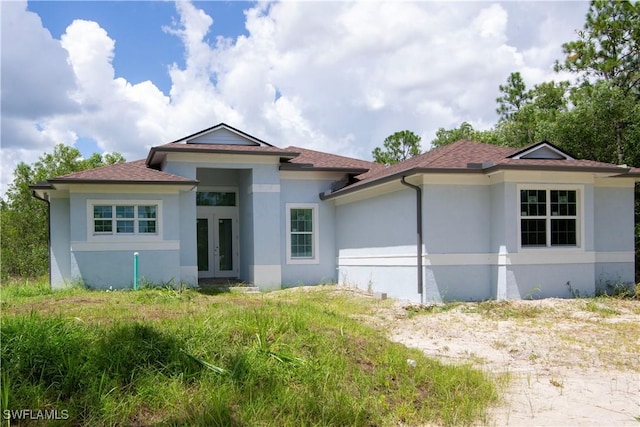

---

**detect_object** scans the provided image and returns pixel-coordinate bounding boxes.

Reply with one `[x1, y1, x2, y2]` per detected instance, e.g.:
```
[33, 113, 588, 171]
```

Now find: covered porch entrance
[196, 189, 239, 279]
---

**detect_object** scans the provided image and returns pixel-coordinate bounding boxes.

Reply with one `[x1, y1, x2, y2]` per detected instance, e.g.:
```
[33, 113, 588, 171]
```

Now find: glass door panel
[217, 218, 233, 272]
[197, 218, 209, 272]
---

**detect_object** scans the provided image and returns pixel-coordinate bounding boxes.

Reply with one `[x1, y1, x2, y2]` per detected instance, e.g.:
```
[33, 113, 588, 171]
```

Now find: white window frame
[87, 199, 163, 243]
[285, 203, 320, 264]
[517, 185, 583, 250]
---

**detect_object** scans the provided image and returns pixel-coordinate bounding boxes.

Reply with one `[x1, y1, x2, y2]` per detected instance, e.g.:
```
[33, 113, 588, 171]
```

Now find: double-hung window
[93, 204, 158, 235]
[519, 189, 578, 247]
[286, 203, 319, 264]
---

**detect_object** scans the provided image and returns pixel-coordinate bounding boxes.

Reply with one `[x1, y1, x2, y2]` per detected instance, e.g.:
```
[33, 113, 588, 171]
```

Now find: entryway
[196, 188, 239, 279]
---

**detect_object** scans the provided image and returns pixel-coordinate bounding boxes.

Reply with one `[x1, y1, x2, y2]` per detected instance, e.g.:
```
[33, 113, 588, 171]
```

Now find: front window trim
[286, 203, 320, 265]
[87, 199, 162, 242]
[517, 185, 582, 250]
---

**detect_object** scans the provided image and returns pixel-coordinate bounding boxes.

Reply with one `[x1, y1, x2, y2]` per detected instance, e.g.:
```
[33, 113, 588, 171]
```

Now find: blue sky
[1, 1, 590, 193]
[27, 1, 251, 95]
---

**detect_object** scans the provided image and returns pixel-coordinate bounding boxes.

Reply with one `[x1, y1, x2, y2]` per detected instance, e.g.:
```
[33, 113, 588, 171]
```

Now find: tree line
[371, 1, 639, 280]
[0, 146, 125, 278]
[1, 1, 638, 280]
[374, 1, 639, 166]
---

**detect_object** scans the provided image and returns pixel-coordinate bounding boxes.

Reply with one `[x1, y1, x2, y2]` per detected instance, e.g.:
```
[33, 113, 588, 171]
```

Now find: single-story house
[31, 123, 639, 302]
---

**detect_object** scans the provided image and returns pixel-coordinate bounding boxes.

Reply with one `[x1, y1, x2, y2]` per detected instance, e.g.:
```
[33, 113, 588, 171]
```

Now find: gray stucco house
[32, 123, 639, 302]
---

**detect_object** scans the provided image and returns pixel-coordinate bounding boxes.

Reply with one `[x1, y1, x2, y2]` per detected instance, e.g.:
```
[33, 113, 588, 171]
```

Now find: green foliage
[372, 130, 422, 164]
[0, 144, 125, 279]
[555, 0, 639, 99]
[1, 283, 498, 426]
[496, 72, 532, 122]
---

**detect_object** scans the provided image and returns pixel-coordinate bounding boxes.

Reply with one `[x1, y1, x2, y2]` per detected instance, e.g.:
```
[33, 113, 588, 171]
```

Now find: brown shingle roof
[48, 160, 198, 185]
[324, 140, 637, 198]
[282, 146, 384, 173]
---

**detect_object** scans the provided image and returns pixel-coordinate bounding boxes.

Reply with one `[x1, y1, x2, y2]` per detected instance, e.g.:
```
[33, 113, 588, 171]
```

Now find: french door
[197, 212, 238, 278]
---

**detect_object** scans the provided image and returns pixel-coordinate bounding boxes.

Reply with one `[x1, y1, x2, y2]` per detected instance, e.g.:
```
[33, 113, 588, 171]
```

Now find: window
[519, 189, 578, 247]
[93, 204, 158, 235]
[196, 192, 236, 206]
[286, 203, 319, 264]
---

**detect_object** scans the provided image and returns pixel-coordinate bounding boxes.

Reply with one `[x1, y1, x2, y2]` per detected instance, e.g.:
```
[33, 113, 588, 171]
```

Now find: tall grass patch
[1, 282, 497, 426]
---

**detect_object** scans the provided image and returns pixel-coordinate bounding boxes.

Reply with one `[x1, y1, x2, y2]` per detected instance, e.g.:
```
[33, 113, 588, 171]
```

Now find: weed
[549, 378, 564, 389]
[1, 279, 497, 426]
[584, 299, 620, 316]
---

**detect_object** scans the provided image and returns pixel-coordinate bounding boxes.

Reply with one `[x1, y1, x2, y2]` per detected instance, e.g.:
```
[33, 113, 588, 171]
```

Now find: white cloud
[1, 0, 591, 194]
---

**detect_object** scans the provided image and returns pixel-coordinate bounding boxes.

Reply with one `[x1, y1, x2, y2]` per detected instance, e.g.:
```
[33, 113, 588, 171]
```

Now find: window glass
[550, 190, 576, 216]
[551, 219, 576, 245]
[138, 205, 156, 218]
[94, 220, 112, 233]
[196, 192, 236, 206]
[138, 220, 156, 234]
[94, 206, 112, 233]
[290, 209, 313, 232]
[116, 220, 134, 233]
[520, 190, 546, 216]
[521, 219, 546, 246]
[116, 205, 134, 219]
[290, 208, 314, 258]
[291, 233, 313, 258]
[520, 189, 578, 248]
[92, 204, 158, 235]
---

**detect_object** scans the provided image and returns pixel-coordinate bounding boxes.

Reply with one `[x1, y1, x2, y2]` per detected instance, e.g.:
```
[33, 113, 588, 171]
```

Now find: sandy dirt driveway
[364, 297, 640, 426]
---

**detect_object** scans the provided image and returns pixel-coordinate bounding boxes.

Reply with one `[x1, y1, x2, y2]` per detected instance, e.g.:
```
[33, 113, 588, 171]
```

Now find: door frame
[197, 205, 239, 279]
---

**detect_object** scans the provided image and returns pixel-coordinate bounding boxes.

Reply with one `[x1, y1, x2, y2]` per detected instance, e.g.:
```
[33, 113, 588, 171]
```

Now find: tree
[0, 144, 125, 278]
[555, 0, 640, 164]
[496, 72, 532, 122]
[555, 0, 639, 99]
[372, 130, 422, 164]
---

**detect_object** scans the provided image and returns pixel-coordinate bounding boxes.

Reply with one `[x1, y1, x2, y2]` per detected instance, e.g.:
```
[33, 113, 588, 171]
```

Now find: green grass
[0, 279, 498, 426]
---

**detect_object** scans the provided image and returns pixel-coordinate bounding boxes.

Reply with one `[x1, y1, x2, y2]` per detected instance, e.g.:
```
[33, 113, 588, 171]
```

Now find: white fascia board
[494, 170, 596, 184]
[67, 184, 188, 194]
[420, 173, 489, 186]
[280, 170, 345, 181]
[165, 152, 281, 165]
[594, 177, 637, 188]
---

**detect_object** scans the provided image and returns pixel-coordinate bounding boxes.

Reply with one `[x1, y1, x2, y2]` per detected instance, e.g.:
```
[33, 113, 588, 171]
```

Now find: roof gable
[322, 139, 637, 200]
[170, 123, 274, 147]
[508, 141, 574, 160]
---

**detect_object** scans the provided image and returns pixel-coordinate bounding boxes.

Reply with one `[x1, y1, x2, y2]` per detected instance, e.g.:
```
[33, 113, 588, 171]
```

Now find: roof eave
[279, 164, 370, 174]
[484, 163, 629, 175]
[320, 167, 485, 200]
[48, 179, 199, 186]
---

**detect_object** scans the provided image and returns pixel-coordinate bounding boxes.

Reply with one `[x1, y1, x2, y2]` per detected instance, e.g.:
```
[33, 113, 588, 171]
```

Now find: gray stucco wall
[593, 185, 635, 292]
[63, 191, 184, 289]
[280, 177, 337, 286]
[336, 187, 420, 301]
[594, 186, 634, 252]
[239, 169, 254, 282]
[50, 197, 71, 289]
[164, 158, 285, 288]
[335, 178, 636, 303]
[71, 250, 181, 289]
[505, 264, 595, 299]
[423, 184, 492, 254]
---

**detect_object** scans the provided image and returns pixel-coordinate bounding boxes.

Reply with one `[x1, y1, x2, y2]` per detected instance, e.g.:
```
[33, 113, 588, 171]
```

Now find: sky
[1, 0, 590, 195]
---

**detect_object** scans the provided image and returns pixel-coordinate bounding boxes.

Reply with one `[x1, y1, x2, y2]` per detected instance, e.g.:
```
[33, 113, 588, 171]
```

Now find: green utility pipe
[133, 252, 139, 290]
